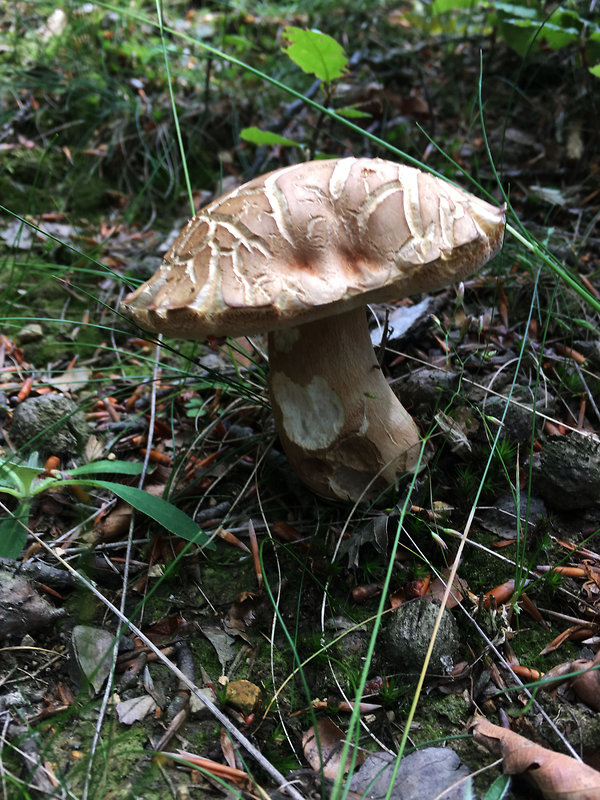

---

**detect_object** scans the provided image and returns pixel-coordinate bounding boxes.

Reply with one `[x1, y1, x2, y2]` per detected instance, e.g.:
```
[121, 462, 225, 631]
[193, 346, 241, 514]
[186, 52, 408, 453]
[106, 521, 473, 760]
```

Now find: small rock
[225, 679, 262, 716]
[350, 748, 471, 800]
[400, 368, 459, 413]
[9, 394, 89, 458]
[190, 686, 218, 718]
[16, 324, 44, 345]
[533, 434, 600, 510]
[0, 569, 64, 640]
[383, 598, 460, 675]
[477, 491, 547, 539]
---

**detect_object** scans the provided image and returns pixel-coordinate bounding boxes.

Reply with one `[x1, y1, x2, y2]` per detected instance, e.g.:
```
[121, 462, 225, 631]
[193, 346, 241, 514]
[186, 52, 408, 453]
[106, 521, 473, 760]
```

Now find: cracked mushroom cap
[121, 157, 505, 336]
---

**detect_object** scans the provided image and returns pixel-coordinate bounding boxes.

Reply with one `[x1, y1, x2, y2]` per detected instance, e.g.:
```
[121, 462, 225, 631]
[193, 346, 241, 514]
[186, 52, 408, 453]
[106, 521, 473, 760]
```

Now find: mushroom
[121, 158, 505, 501]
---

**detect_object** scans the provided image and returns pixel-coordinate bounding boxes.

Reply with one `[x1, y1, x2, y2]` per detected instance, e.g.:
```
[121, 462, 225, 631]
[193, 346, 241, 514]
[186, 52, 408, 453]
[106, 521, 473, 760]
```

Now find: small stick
[248, 519, 263, 591]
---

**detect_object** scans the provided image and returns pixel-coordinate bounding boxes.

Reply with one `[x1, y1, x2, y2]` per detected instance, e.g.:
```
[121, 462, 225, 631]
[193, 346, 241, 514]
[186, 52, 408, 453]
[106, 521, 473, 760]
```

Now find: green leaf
[240, 127, 301, 147]
[65, 480, 213, 547]
[572, 318, 600, 335]
[538, 21, 580, 50]
[68, 460, 145, 477]
[0, 503, 32, 559]
[0, 465, 27, 494]
[282, 27, 348, 83]
[0, 461, 42, 496]
[590, 64, 600, 78]
[493, 3, 541, 21]
[430, 0, 481, 13]
[334, 106, 372, 119]
[483, 773, 511, 800]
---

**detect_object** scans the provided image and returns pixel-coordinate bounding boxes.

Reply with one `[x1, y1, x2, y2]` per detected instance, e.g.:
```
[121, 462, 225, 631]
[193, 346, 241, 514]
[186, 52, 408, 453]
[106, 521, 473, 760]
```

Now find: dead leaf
[339, 515, 388, 568]
[70, 625, 115, 694]
[518, 592, 547, 627]
[540, 625, 598, 655]
[434, 409, 473, 454]
[164, 750, 250, 789]
[471, 716, 600, 799]
[429, 569, 467, 609]
[370, 297, 432, 346]
[220, 726, 239, 770]
[483, 579, 515, 610]
[570, 654, 600, 712]
[199, 624, 235, 669]
[46, 366, 90, 394]
[116, 694, 157, 724]
[302, 718, 363, 780]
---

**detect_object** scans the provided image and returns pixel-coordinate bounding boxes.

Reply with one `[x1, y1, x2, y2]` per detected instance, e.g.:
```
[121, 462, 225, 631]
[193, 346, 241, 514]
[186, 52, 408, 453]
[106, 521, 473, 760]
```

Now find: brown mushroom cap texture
[121, 157, 505, 337]
[121, 157, 505, 501]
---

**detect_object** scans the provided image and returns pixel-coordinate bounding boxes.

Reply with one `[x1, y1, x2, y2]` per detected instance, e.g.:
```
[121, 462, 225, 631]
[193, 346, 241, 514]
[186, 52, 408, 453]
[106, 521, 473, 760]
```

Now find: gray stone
[400, 368, 460, 413]
[533, 434, 600, 510]
[383, 598, 460, 675]
[0, 569, 64, 639]
[10, 394, 88, 458]
[477, 491, 547, 539]
[350, 748, 471, 800]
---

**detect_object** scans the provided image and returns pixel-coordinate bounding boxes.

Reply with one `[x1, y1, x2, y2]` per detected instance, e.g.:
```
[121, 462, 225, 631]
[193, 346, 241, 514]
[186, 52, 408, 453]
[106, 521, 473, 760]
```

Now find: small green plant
[542, 568, 565, 591]
[377, 676, 409, 708]
[0, 455, 211, 559]
[240, 26, 354, 152]
[456, 464, 480, 505]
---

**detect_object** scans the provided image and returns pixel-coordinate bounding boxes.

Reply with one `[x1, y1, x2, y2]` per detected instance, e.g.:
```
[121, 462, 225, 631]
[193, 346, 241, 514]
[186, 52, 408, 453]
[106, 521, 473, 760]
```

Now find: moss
[430, 693, 471, 726]
[410, 694, 470, 745]
[180, 720, 221, 753]
[531, 692, 600, 752]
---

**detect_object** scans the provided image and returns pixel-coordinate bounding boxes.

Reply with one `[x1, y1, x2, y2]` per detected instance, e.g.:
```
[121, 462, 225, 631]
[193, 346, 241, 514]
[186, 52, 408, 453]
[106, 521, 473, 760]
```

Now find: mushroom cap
[121, 158, 505, 338]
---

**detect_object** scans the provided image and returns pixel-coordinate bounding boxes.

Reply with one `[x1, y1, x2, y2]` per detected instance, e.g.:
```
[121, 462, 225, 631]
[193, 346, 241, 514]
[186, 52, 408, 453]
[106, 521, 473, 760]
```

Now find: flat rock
[350, 748, 471, 800]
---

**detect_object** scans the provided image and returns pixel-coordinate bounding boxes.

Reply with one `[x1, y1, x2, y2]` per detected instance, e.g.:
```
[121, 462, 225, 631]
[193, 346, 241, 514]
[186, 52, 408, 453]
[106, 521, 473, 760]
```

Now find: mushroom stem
[268, 307, 421, 501]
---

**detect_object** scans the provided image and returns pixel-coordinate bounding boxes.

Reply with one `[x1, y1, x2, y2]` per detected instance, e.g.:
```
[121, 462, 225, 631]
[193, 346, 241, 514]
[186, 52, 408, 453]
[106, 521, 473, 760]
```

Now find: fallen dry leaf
[570, 655, 600, 712]
[163, 750, 250, 789]
[70, 625, 114, 694]
[429, 568, 467, 609]
[471, 716, 600, 799]
[302, 718, 364, 780]
[116, 694, 157, 724]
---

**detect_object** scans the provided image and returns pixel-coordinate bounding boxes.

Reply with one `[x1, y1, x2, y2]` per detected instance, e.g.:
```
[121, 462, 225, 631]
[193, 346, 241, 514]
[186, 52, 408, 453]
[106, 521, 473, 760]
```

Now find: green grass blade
[62, 480, 213, 548]
[68, 461, 145, 477]
[0, 503, 32, 559]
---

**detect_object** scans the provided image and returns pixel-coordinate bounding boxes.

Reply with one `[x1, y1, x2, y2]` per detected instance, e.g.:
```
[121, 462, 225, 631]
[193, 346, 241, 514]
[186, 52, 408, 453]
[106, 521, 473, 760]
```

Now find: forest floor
[1, 3, 600, 799]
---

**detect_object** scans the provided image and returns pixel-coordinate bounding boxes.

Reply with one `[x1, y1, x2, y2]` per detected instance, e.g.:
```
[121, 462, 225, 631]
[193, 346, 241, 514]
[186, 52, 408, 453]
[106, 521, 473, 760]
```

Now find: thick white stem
[268, 307, 421, 501]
